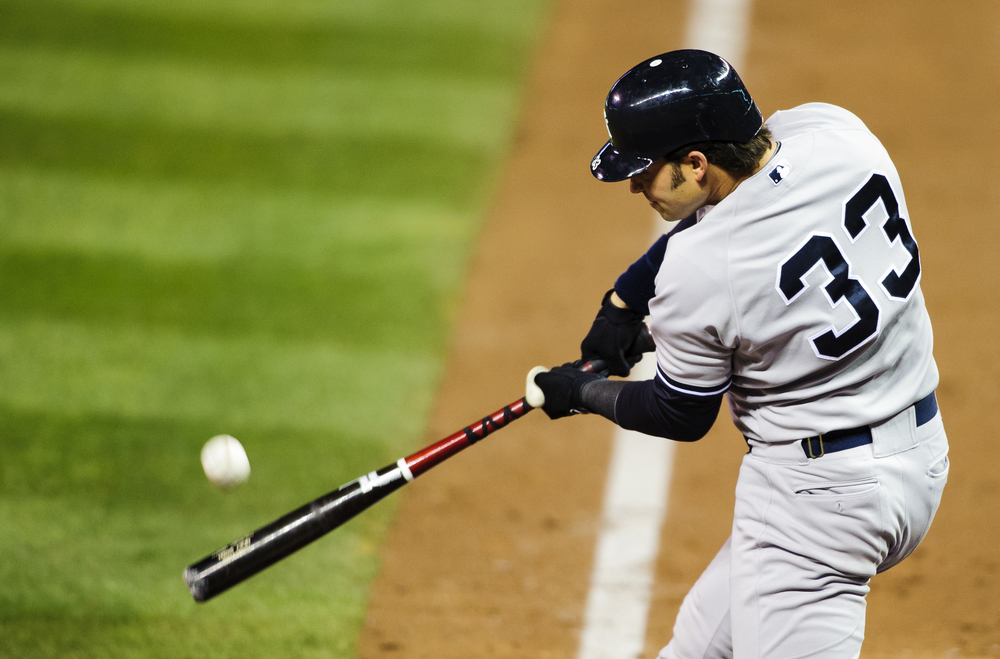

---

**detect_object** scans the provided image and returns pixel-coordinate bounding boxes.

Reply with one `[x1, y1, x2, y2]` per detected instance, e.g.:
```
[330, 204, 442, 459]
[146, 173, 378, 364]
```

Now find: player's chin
[652, 204, 672, 221]
[641, 195, 680, 222]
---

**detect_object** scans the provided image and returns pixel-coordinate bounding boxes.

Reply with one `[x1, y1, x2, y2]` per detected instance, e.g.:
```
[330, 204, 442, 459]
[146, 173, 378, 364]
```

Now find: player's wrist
[578, 377, 626, 423]
[608, 290, 630, 309]
[601, 289, 644, 323]
[579, 290, 648, 378]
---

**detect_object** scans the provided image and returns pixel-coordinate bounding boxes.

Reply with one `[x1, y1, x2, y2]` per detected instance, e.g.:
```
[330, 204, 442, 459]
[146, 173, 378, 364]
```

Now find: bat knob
[183, 567, 209, 603]
[525, 366, 549, 408]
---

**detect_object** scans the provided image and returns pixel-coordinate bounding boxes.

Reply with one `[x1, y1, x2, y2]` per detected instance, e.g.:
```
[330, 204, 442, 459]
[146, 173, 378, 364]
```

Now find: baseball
[201, 435, 251, 490]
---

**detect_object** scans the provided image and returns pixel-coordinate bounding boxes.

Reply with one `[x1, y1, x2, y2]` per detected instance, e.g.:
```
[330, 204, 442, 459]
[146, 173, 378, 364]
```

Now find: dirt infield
[356, 1, 1000, 657]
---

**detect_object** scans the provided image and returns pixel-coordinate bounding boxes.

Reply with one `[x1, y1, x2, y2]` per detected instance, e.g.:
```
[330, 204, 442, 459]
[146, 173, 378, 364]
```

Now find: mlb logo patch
[768, 159, 792, 185]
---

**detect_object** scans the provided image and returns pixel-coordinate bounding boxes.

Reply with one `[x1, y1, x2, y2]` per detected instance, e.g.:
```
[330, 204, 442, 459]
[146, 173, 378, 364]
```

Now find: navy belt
[801, 391, 938, 459]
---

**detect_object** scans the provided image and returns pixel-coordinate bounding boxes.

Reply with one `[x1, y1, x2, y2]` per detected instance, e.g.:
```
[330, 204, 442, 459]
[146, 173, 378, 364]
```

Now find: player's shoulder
[766, 103, 872, 139]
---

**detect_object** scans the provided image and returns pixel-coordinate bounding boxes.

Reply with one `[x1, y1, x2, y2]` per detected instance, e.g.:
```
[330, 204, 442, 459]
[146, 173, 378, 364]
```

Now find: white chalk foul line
[575, 2, 752, 657]
[686, 0, 753, 70]
[576, 354, 673, 659]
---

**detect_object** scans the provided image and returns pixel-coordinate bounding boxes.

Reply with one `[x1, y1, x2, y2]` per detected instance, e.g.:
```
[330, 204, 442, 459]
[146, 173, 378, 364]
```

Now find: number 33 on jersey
[777, 171, 920, 360]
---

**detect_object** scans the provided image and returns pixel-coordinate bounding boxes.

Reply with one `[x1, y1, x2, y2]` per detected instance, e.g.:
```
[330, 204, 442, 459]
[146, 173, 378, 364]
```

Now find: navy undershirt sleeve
[613, 213, 698, 315]
[608, 212, 718, 440]
[613, 374, 723, 441]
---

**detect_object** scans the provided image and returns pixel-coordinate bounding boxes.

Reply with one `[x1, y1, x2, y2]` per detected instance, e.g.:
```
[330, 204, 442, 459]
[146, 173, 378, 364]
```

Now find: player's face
[628, 157, 710, 222]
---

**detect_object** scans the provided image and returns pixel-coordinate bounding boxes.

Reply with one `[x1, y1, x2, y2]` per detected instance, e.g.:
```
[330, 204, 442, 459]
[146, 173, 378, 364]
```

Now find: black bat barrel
[184, 462, 409, 602]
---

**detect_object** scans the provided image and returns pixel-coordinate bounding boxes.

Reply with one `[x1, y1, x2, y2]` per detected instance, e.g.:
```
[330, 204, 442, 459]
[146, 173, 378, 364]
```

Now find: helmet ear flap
[592, 49, 762, 182]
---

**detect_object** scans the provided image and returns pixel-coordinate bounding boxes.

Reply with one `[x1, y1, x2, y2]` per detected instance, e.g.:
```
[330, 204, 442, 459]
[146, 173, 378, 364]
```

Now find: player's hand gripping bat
[183, 325, 655, 602]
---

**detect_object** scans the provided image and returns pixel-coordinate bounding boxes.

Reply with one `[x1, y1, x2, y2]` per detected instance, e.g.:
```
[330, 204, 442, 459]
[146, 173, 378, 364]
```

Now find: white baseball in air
[526, 366, 549, 408]
[201, 434, 251, 490]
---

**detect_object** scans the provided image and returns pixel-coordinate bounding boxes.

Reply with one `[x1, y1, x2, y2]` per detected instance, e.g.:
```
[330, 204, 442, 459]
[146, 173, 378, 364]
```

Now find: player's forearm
[613, 235, 667, 315]
[577, 378, 627, 422]
[579, 377, 722, 441]
[613, 213, 698, 314]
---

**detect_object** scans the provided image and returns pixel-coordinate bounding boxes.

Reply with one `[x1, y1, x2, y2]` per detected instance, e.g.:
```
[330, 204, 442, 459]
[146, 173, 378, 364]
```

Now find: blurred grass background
[0, 0, 551, 656]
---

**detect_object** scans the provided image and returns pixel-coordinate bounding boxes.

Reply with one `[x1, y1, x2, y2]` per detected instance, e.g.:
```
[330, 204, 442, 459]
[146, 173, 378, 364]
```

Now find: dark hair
[665, 124, 773, 178]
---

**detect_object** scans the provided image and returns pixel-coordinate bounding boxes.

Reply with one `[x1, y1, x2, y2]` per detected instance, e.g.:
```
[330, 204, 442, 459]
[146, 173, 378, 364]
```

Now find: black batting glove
[580, 289, 647, 377]
[533, 363, 604, 420]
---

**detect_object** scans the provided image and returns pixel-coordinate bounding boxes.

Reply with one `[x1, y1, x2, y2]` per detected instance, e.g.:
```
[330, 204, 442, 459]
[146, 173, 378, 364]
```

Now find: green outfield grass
[0, 0, 550, 656]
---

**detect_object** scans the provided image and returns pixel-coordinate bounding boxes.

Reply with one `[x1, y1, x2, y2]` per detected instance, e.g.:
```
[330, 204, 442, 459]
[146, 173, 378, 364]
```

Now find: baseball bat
[184, 327, 655, 602]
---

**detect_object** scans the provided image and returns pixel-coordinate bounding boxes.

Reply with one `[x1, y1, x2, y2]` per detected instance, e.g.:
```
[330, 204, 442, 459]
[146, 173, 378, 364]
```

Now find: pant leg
[658, 462, 882, 659]
[878, 414, 949, 573]
[729, 450, 879, 659]
[728, 416, 949, 658]
[658, 538, 733, 659]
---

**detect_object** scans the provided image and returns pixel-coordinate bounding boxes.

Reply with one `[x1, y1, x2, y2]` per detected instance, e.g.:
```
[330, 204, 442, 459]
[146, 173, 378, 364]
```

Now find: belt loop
[803, 434, 825, 458]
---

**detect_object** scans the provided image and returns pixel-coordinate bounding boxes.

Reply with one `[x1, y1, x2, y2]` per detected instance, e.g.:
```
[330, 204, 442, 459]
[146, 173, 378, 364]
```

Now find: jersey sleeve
[648, 221, 738, 390]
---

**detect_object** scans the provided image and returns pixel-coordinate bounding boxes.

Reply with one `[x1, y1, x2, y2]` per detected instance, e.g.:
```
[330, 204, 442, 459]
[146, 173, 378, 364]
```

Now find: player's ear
[686, 151, 710, 182]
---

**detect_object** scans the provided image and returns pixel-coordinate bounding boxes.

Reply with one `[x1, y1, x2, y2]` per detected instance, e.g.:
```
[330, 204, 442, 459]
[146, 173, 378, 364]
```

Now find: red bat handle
[403, 358, 604, 478]
[404, 397, 530, 477]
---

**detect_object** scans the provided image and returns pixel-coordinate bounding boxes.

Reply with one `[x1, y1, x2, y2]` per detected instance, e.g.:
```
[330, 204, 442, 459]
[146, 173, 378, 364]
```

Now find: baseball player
[532, 50, 950, 658]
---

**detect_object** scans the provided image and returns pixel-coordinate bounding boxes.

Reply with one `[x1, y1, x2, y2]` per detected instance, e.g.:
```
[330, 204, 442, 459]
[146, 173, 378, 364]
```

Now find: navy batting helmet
[590, 49, 763, 182]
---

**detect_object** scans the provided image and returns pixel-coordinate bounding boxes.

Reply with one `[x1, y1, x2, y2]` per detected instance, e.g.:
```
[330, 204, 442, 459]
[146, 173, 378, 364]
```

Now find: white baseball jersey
[647, 102, 938, 444]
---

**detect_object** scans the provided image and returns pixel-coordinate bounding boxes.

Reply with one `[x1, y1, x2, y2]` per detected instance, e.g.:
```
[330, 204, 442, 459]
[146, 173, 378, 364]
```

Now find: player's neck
[706, 140, 779, 205]
[752, 139, 780, 177]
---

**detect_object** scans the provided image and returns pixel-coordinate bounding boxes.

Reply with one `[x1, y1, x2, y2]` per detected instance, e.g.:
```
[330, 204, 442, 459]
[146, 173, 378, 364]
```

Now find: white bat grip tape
[525, 366, 549, 408]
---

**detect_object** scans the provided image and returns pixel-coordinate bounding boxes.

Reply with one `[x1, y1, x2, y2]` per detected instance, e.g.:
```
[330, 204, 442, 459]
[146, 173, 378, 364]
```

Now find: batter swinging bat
[184, 327, 654, 602]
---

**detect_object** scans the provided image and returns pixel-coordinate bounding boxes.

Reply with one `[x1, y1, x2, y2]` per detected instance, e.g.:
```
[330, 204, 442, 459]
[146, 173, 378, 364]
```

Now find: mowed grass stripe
[0, 496, 390, 656]
[29, 0, 549, 38]
[0, 317, 439, 436]
[0, 108, 488, 207]
[0, 46, 517, 151]
[0, 0, 528, 81]
[0, 168, 475, 275]
[0, 404, 409, 516]
[0, 246, 445, 348]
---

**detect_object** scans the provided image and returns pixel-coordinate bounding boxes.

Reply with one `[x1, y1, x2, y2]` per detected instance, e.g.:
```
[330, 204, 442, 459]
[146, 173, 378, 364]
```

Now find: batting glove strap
[533, 365, 604, 420]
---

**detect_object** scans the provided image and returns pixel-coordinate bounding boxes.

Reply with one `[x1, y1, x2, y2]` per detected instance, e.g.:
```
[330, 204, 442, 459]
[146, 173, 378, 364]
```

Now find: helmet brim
[590, 141, 654, 182]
